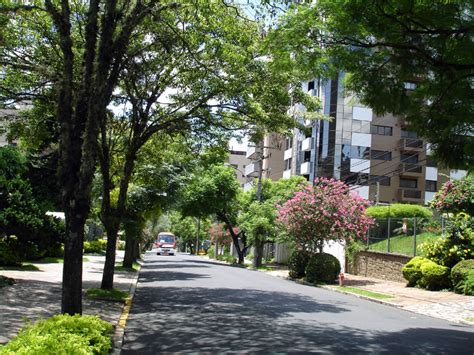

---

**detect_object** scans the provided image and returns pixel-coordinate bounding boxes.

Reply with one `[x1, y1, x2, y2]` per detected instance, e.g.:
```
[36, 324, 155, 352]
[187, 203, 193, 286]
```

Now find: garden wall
[347, 251, 411, 283]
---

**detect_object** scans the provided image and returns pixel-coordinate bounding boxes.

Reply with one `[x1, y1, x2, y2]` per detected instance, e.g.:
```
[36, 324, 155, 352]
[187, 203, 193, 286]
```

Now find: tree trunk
[253, 239, 265, 268]
[132, 239, 140, 260]
[61, 212, 86, 315]
[123, 231, 135, 269]
[100, 221, 120, 289]
[218, 212, 244, 264]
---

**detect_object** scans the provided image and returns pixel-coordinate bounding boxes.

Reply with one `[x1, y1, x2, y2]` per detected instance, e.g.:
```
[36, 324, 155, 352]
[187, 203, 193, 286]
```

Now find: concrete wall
[347, 251, 411, 283]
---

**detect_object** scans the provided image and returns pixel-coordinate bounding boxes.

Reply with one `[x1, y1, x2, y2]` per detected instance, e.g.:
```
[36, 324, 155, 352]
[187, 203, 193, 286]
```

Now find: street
[122, 253, 474, 353]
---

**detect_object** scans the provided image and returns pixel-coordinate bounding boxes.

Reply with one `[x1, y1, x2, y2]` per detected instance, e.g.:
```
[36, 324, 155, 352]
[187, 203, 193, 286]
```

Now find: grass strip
[115, 262, 141, 272]
[336, 286, 394, 300]
[85, 288, 129, 302]
[0, 263, 40, 271]
[465, 317, 474, 322]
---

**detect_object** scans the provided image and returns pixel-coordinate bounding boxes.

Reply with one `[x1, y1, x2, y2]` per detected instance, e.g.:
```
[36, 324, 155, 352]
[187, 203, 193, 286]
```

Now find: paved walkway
[0, 252, 137, 345]
[265, 268, 474, 325]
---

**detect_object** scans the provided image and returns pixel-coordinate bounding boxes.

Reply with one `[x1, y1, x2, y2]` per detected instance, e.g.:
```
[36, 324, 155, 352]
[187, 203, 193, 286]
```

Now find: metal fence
[366, 216, 446, 257]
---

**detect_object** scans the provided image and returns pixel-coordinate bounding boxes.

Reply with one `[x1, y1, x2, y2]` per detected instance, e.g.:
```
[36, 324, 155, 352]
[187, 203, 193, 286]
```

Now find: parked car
[155, 232, 177, 256]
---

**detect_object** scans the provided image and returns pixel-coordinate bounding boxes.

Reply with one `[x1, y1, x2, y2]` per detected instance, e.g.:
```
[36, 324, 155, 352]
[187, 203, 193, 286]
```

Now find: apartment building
[228, 149, 251, 188]
[247, 73, 468, 205]
[243, 133, 285, 191]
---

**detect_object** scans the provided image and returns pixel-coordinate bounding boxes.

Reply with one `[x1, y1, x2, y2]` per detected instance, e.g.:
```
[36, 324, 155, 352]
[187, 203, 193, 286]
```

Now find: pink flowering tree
[277, 177, 374, 253]
[430, 175, 473, 215]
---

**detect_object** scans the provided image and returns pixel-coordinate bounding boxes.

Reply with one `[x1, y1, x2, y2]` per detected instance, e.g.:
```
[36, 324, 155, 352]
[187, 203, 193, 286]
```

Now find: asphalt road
[122, 252, 474, 354]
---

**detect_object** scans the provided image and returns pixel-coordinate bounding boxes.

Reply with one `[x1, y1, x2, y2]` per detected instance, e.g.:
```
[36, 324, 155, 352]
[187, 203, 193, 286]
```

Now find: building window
[371, 150, 392, 161]
[400, 153, 418, 164]
[426, 180, 438, 192]
[308, 81, 315, 91]
[284, 158, 292, 171]
[303, 150, 311, 162]
[285, 137, 293, 150]
[350, 145, 370, 159]
[426, 158, 437, 168]
[371, 125, 393, 136]
[370, 175, 391, 186]
[400, 178, 418, 189]
[401, 130, 418, 139]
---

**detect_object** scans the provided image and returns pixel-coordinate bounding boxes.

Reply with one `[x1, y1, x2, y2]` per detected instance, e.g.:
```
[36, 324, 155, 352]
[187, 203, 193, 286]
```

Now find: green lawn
[0, 263, 40, 271]
[336, 286, 394, 300]
[85, 288, 129, 301]
[115, 262, 141, 272]
[368, 232, 443, 256]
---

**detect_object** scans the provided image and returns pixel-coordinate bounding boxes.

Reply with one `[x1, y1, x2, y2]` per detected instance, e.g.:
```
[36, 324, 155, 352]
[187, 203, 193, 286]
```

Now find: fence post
[367, 226, 370, 249]
[413, 217, 417, 256]
[387, 217, 391, 253]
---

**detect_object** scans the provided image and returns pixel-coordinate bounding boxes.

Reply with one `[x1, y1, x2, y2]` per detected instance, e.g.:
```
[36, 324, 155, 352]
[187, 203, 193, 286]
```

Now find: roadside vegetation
[0, 315, 112, 354]
[85, 288, 129, 302]
[335, 286, 394, 300]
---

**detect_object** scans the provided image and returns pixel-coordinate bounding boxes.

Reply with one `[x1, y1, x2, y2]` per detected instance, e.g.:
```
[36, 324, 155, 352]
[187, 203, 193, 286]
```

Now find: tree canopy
[268, 0, 474, 169]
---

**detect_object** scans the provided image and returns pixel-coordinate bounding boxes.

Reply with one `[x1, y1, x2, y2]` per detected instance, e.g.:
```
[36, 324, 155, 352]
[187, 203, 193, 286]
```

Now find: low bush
[0, 236, 23, 266]
[420, 213, 473, 268]
[305, 252, 340, 284]
[117, 240, 125, 251]
[418, 261, 450, 290]
[217, 252, 235, 264]
[451, 259, 474, 295]
[288, 250, 310, 279]
[207, 245, 216, 258]
[402, 256, 431, 286]
[366, 204, 432, 218]
[0, 314, 112, 354]
[83, 239, 107, 254]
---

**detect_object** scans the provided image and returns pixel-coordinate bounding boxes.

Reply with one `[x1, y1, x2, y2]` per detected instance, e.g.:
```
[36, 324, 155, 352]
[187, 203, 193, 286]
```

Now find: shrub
[420, 213, 473, 267]
[366, 204, 432, 218]
[217, 252, 235, 264]
[402, 256, 431, 286]
[288, 250, 310, 279]
[117, 240, 125, 251]
[430, 175, 474, 215]
[207, 245, 216, 258]
[305, 252, 341, 284]
[83, 239, 107, 254]
[0, 314, 112, 354]
[418, 261, 450, 290]
[451, 259, 474, 295]
[0, 236, 23, 266]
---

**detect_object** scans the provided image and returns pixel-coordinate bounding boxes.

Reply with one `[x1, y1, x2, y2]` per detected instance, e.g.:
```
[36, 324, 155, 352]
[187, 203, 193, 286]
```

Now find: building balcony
[245, 162, 259, 177]
[398, 188, 423, 202]
[301, 137, 312, 151]
[399, 163, 423, 176]
[400, 138, 424, 152]
[283, 169, 292, 179]
[284, 148, 293, 161]
[300, 161, 310, 175]
[246, 145, 261, 159]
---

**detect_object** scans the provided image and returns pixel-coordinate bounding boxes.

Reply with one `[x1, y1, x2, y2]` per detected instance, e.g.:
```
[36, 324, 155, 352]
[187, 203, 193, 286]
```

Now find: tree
[0, 0, 178, 315]
[277, 177, 374, 253]
[268, 1, 474, 169]
[430, 174, 474, 215]
[240, 176, 308, 267]
[180, 165, 248, 263]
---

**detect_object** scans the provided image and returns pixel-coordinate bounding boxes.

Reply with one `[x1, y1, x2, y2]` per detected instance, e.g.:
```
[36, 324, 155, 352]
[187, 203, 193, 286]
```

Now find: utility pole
[376, 181, 380, 205]
[253, 140, 265, 269]
[195, 217, 200, 255]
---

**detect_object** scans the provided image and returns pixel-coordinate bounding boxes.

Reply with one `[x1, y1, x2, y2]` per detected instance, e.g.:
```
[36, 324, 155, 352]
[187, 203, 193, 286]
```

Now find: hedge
[366, 204, 432, 218]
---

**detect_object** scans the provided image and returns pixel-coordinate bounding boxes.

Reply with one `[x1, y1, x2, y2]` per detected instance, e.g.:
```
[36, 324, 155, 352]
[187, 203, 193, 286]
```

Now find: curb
[111, 264, 142, 355]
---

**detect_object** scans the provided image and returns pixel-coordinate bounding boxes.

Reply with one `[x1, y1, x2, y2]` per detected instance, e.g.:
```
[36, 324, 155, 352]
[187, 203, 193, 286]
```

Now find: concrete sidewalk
[0, 252, 137, 345]
[265, 268, 474, 325]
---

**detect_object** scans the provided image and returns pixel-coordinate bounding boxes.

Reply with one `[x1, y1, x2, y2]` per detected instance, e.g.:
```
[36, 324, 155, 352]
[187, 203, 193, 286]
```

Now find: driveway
[122, 252, 474, 353]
